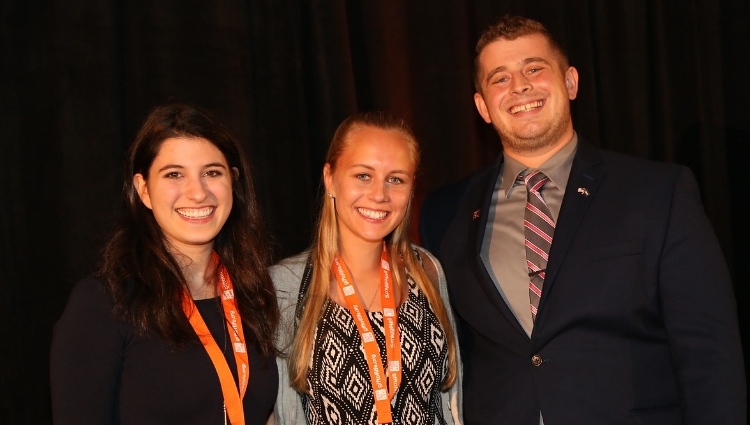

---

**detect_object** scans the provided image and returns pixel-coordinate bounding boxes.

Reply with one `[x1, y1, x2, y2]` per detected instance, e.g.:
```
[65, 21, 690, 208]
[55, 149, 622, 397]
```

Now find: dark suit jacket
[420, 140, 746, 425]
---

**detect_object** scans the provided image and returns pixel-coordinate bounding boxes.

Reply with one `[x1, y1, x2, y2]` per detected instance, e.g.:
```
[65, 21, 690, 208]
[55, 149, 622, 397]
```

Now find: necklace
[366, 282, 381, 310]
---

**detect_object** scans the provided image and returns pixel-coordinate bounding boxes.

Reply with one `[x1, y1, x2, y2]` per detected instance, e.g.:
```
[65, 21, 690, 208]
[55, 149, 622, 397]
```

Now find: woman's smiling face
[324, 126, 416, 249]
[134, 137, 234, 254]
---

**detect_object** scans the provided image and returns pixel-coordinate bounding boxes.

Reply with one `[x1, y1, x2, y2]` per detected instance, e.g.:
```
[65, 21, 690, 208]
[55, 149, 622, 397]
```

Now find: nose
[185, 176, 209, 202]
[368, 181, 389, 203]
[510, 72, 532, 95]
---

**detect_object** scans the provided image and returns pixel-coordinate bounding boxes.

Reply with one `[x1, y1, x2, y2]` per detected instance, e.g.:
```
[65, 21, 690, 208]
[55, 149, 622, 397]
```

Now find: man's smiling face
[473, 33, 578, 157]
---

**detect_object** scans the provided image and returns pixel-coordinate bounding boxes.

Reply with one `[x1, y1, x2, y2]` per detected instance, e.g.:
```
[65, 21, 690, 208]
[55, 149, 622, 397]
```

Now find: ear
[323, 163, 334, 197]
[474, 92, 492, 123]
[133, 174, 153, 210]
[565, 66, 579, 100]
[232, 167, 240, 179]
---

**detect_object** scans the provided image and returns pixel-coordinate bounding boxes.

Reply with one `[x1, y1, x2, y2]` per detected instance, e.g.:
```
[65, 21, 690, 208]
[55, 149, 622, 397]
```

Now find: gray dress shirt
[480, 134, 578, 336]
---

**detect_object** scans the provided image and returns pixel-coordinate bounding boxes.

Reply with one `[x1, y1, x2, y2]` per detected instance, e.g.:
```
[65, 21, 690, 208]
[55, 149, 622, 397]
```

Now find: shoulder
[410, 244, 448, 294]
[576, 141, 694, 192]
[270, 252, 310, 355]
[270, 252, 309, 287]
[63, 276, 115, 312]
[269, 251, 310, 303]
[423, 162, 497, 211]
[600, 149, 684, 173]
[420, 161, 500, 254]
[52, 276, 126, 354]
[580, 140, 686, 178]
[411, 244, 442, 275]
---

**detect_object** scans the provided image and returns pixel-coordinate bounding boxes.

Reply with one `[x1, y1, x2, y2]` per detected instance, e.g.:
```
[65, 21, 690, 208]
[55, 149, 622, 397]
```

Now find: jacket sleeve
[50, 277, 123, 425]
[658, 167, 746, 423]
[414, 244, 464, 425]
[270, 253, 310, 425]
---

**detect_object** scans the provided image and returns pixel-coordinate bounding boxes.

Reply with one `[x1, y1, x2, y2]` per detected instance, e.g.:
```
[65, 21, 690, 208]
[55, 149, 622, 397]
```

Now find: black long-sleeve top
[50, 277, 277, 425]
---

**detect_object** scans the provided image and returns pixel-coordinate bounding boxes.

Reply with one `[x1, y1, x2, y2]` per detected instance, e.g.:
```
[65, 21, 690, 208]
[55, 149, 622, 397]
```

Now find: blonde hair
[289, 111, 457, 391]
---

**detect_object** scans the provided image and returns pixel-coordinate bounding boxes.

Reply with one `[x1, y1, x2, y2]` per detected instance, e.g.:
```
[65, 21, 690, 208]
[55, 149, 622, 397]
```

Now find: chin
[356, 232, 390, 244]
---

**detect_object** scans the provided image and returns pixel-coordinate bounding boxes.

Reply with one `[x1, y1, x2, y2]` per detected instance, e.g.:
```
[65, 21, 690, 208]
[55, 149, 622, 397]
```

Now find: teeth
[510, 100, 543, 114]
[357, 208, 387, 220]
[177, 207, 214, 219]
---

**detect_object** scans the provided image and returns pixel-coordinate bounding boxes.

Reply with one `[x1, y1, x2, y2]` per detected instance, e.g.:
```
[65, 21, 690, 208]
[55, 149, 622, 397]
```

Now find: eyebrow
[157, 162, 228, 172]
[350, 164, 411, 175]
[485, 57, 552, 84]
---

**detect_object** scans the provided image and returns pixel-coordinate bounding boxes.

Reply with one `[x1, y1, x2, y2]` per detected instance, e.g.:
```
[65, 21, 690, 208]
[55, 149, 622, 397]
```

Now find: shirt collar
[500, 132, 578, 198]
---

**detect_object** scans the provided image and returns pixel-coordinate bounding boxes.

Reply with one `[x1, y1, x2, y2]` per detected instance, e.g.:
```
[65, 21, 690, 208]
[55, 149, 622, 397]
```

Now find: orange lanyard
[181, 252, 249, 425]
[332, 243, 402, 424]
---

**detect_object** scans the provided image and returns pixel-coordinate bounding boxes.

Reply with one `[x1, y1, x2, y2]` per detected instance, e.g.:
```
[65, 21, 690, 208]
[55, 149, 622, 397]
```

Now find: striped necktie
[523, 170, 555, 322]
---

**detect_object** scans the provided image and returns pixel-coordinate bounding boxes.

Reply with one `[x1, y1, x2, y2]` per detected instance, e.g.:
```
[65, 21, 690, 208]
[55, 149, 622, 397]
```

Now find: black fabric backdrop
[1, 1, 748, 422]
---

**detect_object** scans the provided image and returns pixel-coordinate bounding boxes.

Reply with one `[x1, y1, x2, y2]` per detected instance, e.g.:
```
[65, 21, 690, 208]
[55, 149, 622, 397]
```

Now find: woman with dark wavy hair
[51, 103, 278, 425]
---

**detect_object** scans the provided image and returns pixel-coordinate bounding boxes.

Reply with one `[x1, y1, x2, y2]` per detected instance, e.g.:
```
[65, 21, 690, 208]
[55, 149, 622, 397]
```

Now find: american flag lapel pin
[472, 209, 480, 220]
[577, 187, 590, 196]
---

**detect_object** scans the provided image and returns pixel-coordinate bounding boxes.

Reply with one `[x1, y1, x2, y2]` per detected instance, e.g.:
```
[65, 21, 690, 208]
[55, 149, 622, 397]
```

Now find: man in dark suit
[420, 15, 746, 424]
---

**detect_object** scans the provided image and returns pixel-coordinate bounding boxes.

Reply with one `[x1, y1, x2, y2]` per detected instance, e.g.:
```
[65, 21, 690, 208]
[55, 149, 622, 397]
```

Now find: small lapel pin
[577, 187, 590, 196]
[472, 209, 480, 220]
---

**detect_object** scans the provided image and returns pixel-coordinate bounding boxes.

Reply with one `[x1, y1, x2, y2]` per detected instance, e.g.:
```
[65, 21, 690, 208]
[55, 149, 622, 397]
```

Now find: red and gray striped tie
[523, 170, 555, 322]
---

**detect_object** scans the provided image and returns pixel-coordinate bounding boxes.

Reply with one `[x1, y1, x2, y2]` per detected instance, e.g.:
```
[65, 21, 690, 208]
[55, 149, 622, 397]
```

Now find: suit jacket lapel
[469, 155, 531, 341]
[538, 141, 603, 317]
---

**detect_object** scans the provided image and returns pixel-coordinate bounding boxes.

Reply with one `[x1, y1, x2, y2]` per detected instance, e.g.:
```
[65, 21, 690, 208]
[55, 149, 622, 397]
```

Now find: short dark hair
[474, 15, 569, 92]
[101, 103, 278, 355]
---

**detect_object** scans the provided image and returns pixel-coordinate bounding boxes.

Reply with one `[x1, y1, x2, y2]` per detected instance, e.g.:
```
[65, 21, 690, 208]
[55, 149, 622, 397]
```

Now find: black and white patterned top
[302, 273, 448, 425]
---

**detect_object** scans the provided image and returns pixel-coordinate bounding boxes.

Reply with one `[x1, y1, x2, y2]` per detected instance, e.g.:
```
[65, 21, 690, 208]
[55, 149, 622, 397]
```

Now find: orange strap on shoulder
[182, 253, 249, 425]
[332, 243, 401, 424]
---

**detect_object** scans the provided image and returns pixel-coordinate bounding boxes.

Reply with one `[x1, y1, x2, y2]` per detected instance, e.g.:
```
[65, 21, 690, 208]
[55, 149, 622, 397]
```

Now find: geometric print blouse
[302, 272, 449, 425]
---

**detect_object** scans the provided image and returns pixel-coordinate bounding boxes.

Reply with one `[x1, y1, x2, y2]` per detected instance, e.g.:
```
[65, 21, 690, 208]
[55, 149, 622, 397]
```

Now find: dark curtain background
[1, 0, 748, 422]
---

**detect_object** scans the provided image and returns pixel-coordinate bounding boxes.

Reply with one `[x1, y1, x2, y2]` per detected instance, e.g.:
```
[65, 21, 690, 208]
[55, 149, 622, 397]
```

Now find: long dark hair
[100, 103, 278, 355]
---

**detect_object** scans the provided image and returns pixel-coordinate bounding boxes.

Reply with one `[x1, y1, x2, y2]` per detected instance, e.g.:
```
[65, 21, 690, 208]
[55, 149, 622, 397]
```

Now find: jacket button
[531, 355, 543, 366]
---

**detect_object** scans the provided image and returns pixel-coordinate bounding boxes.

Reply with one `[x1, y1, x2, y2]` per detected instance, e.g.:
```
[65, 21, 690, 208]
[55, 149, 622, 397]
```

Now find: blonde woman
[271, 111, 462, 425]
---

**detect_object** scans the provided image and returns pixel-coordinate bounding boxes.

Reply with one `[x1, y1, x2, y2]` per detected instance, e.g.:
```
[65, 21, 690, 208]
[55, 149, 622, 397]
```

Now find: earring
[328, 193, 334, 198]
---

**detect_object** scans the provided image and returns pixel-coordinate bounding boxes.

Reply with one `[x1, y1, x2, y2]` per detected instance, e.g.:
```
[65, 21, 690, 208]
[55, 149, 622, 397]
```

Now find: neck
[339, 239, 383, 277]
[504, 128, 574, 168]
[335, 238, 388, 311]
[171, 243, 217, 300]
